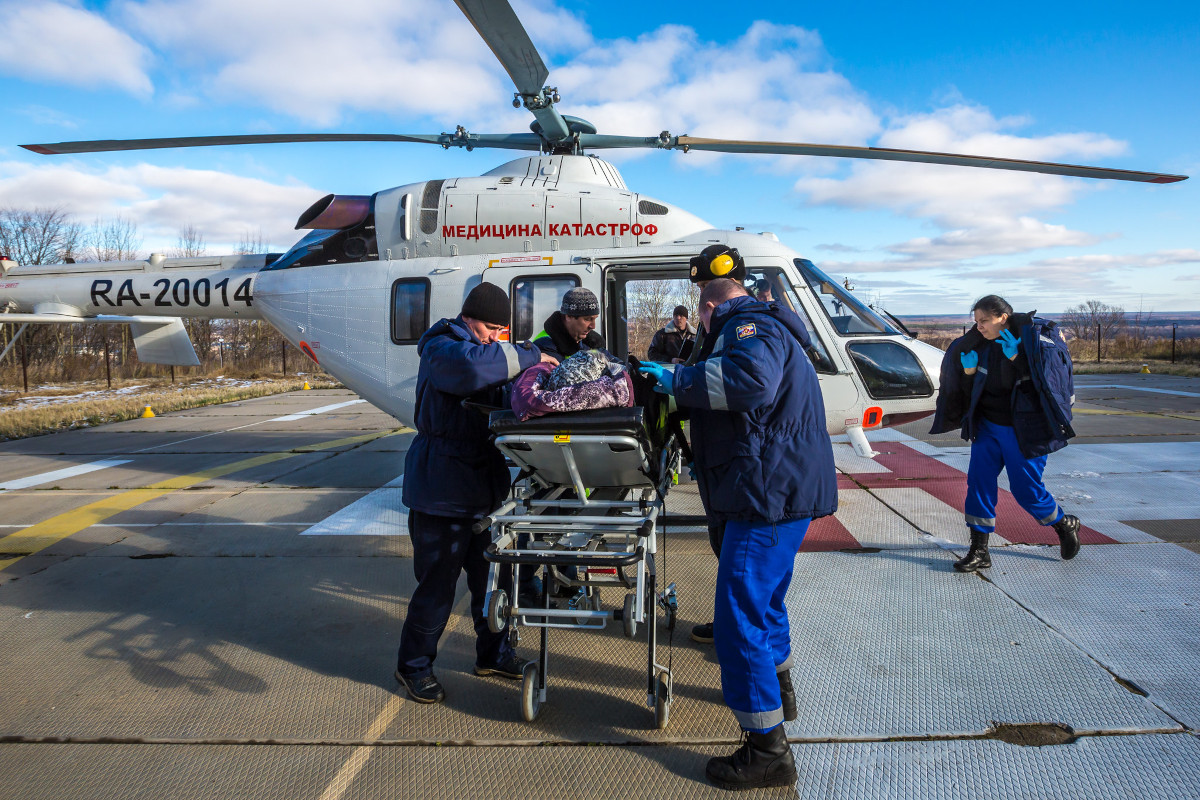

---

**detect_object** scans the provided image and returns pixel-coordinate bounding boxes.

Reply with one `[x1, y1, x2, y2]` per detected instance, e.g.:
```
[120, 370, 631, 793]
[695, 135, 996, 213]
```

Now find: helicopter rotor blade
[452, 0, 570, 145]
[22, 132, 546, 156]
[666, 136, 1188, 184]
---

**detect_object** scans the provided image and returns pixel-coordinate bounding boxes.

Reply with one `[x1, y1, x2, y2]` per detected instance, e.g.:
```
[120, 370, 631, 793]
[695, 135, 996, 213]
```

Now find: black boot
[778, 669, 797, 722]
[1053, 514, 1081, 560]
[954, 532, 991, 572]
[706, 725, 796, 791]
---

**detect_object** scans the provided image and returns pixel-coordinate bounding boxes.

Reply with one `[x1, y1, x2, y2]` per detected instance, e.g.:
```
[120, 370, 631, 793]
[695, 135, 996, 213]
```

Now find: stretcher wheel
[623, 593, 637, 638]
[654, 671, 671, 729]
[521, 661, 542, 722]
[486, 590, 509, 634]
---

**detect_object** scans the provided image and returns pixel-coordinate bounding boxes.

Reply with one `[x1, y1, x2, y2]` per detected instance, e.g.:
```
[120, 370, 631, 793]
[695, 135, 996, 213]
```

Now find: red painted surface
[800, 515, 860, 552]
[842, 442, 1115, 545]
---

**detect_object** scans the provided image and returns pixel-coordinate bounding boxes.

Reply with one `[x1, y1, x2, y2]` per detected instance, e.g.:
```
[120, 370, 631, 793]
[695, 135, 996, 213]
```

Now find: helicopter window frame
[793, 258, 899, 337]
[390, 277, 431, 345]
[508, 273, 582, 343]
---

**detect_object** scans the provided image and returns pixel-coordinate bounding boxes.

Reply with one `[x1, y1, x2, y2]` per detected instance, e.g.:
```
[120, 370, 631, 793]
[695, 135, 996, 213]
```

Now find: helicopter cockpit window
[391, 278, 430, 344]
[510, 275, 580, 342]
[794, 258, 899, 336]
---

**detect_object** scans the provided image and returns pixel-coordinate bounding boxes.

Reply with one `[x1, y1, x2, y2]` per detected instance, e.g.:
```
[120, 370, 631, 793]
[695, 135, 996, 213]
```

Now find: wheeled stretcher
[479, 406, 682, 726]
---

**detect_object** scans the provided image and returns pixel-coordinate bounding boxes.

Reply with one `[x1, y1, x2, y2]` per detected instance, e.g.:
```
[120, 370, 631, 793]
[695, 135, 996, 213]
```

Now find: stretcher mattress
[488, 407, 657, 488]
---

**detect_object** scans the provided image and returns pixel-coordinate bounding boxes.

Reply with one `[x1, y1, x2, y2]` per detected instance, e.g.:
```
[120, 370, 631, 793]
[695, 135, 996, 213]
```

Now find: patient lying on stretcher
[510, 349, 635, 421]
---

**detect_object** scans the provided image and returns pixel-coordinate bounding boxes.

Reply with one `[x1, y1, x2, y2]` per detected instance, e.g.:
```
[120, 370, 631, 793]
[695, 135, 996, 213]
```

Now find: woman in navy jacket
[930, 295, 1081, 572]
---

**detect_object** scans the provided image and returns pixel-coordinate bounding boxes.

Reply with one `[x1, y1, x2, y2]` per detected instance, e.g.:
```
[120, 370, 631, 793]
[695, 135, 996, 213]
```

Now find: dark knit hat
[461, 282, 510, 326]
[672, 305, 688, 317]
[560, 287, 599, 317]
[689, 244, 746, 283]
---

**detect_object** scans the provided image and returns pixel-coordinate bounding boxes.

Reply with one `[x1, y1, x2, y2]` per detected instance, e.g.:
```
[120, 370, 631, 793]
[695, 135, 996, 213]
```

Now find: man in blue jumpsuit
[640, 278, 838, 790]
[395, 282, 555, 704]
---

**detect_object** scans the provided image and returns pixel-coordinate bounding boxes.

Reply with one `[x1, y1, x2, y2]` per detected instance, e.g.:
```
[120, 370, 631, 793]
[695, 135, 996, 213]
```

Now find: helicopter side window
[846, 341, 933, 399]
[391, 278, 431, 344]
[510, 275, 580, 342]
[793, 258, 898, 336]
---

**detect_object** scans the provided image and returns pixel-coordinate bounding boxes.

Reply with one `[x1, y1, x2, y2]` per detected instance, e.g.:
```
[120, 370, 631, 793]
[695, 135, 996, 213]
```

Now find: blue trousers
[714, 517, 810, 733]
[966, 419, 1063, 534]
[397, 510, 512, 678]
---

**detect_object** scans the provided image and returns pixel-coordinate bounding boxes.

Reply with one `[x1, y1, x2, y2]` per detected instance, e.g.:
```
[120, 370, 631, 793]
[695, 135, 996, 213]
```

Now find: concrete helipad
[2, 376, 1199, 799]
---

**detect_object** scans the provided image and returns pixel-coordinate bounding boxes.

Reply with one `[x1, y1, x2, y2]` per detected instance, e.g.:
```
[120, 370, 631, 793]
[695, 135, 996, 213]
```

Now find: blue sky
[1, 0, 1197, 315]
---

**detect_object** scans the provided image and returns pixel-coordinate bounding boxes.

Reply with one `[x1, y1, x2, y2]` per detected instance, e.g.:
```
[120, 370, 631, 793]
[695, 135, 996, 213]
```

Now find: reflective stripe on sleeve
[705, 357, 729, 410]
[500, 343, 522, 378]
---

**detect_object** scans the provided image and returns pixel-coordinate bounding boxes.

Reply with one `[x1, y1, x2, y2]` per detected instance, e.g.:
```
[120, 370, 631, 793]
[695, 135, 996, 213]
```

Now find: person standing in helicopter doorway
[930, 294, 1082, 572]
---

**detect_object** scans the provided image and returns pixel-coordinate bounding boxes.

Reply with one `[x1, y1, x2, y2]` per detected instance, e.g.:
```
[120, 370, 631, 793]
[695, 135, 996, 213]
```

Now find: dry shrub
[0, 377, 339, 441]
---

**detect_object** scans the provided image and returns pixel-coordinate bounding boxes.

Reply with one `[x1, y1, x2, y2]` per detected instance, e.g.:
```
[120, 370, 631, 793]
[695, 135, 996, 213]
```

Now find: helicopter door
[481, 259, 603, 344]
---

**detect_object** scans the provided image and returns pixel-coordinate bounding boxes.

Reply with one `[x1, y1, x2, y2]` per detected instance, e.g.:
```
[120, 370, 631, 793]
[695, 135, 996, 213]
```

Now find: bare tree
[172, 224, 207, 258]
[236, 229, 270, 255]
[1061, 300, 1126, 341]
[0, 207, 84, 265]
[86, 216, 141, 262]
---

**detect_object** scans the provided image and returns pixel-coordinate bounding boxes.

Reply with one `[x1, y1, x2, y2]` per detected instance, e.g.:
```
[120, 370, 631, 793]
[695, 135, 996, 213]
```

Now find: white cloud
[115, 0, 554, 126]
[0, 1, 153, 95]
[1027, 250, 1200, 270]
[0, 161, 317, 252]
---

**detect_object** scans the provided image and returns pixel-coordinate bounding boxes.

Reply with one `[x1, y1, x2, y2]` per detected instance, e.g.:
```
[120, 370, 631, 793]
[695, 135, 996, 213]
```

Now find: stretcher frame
[480, 423, 681, 727]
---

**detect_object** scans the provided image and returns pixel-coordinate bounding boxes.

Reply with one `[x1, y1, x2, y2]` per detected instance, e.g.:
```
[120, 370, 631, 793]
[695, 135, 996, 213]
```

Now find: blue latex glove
[997, 329, 1020, 360]
[637, 362, 674, 395]
[959, 350, 979, 371]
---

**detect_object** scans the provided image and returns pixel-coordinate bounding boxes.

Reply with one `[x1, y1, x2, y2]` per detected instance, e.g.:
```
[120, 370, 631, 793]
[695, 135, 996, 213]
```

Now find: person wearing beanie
[396, 282, 557, 705]
[532, 286, 606, 363]
[647, 304, 696, 363]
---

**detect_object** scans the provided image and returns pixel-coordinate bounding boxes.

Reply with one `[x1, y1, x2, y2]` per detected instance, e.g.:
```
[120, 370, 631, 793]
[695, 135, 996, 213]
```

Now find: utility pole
[1096, 324, 1101, 364]
[1172, 324, 1177, 364]
[104, 335, 111, 389]
[282, 340, 288, 375]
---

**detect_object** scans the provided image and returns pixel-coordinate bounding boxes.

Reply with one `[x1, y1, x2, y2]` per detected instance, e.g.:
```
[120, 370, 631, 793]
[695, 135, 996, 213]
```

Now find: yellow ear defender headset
[689, 245, 746, 282]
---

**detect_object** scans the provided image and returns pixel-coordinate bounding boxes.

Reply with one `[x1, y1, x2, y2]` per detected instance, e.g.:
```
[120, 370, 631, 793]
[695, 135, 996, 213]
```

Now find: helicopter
[0, 0, 1187, 458]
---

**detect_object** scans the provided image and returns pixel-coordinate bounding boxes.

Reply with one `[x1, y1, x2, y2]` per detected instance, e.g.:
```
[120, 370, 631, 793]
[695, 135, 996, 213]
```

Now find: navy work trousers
[714, 517, 810, 733]
[965, 418, 1063, 534]
[396, 509, 512, 678]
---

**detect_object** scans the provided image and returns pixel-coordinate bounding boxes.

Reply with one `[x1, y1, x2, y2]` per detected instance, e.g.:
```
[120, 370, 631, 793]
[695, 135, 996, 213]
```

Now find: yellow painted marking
[554, 433, 570, 443]
[316, 694, 403, 800]
[0, 429, 402, 568]
[1073, 408, 1198, 420]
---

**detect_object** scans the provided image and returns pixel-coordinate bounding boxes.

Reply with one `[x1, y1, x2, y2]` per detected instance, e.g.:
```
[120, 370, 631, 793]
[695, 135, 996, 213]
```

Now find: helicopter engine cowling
[295, 194, 372, 230]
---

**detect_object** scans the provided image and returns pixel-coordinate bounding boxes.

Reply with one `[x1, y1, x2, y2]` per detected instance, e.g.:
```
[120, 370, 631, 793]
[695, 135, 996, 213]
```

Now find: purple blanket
[511, 362, 634, 421]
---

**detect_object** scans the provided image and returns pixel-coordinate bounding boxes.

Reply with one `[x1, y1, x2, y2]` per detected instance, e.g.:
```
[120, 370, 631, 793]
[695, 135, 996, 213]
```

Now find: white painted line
[303, 473, 408, 536]
[271, 399, 367, 422]
[0, 459, 131, 492]
[1078, 384, 1200, 398]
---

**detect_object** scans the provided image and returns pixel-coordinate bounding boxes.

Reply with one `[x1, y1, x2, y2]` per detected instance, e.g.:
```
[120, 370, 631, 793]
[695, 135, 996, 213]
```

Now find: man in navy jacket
[641, 278, 837, 790]
[396, 282, 554, 704]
